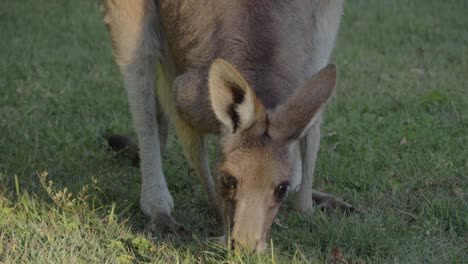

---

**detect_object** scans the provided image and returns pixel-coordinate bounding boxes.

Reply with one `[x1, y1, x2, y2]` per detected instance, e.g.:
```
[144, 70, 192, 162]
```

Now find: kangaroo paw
[148, 212, 189, 235]
[103, 133, 140, 166]
[311, 191, 355, 213]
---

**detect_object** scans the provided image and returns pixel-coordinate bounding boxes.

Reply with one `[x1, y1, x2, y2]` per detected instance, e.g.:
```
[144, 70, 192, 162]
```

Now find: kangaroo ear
[208, 59, 263, 133]
[269, 64, 337, 142]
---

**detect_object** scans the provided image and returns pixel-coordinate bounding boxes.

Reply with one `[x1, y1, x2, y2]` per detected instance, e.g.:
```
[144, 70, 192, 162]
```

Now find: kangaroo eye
[274, 183, 289, 200]
[223, 174, 237, 189]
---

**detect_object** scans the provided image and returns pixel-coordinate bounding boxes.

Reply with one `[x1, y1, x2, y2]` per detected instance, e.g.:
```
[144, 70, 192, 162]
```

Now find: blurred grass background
[0, 0, 467, 263]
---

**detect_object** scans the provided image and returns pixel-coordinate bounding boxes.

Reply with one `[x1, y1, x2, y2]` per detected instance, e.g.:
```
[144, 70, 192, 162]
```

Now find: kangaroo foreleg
[100, 0, 180, 233]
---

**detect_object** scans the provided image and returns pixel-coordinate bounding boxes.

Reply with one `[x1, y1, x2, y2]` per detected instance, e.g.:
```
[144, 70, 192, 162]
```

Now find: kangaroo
[100, 0, 348, 252]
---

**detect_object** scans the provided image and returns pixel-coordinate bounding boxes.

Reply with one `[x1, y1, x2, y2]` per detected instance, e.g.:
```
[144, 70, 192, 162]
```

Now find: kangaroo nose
[230, 239, 266, 253]
[255, 240, 267, 252]
[230, 239, 237, 251]
[231, 239, 246, 251]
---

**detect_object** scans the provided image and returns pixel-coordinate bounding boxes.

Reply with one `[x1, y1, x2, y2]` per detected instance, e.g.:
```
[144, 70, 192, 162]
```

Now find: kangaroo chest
[157, 0, 326, 133]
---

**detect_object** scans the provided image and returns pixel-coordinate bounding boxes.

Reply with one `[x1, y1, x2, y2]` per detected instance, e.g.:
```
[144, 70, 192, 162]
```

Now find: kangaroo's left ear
[269, 64, 337, 142]
[208, 59, 264, 134]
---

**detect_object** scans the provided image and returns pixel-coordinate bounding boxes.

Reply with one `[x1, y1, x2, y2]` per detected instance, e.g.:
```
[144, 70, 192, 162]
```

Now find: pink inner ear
[209, 59, 249, 132]
[226, 82, 246, 133]
[209, 59, 267, 134]
[268, 64, 337, 142]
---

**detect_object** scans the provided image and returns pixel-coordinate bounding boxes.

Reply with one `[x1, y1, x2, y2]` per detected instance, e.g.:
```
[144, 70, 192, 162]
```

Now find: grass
[0, 0, 467, 263]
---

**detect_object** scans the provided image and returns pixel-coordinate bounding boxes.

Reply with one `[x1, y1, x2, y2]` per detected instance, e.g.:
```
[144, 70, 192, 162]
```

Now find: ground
[0, 0, 467, 263]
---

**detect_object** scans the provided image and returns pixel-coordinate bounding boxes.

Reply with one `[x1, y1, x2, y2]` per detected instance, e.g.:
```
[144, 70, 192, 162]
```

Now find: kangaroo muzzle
[224, 196, 279, 253]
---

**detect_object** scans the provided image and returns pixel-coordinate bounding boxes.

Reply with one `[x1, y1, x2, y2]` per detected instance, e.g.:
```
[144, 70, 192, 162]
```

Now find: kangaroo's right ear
[269, 64, 337, 142]
[208, 59, 264, 134]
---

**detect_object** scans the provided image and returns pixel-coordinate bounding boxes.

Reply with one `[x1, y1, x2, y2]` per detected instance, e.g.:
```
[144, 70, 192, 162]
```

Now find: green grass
[1, 0, 467, 263]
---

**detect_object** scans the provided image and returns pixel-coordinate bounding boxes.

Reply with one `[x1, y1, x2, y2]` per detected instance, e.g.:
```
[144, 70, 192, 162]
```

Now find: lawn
[0, 0, 467, 263]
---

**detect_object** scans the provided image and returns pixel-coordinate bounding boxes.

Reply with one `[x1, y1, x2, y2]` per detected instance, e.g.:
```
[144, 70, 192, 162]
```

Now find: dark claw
[102, 133, 140, 167]
[148, 213, 190, 236]
[312, 191, 357, 214]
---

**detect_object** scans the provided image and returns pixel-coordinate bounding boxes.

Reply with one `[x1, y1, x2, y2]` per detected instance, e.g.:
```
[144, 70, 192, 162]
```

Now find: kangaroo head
[208, 59, 337, 252]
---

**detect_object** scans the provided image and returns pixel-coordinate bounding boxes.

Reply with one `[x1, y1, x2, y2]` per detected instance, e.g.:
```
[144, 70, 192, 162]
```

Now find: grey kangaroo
[100, 0, 349, 252]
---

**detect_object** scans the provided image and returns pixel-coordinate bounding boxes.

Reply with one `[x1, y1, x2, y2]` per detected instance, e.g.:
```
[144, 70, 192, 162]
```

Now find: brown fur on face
[218, 133, 290, 251]
[208, 60, 337, 251]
